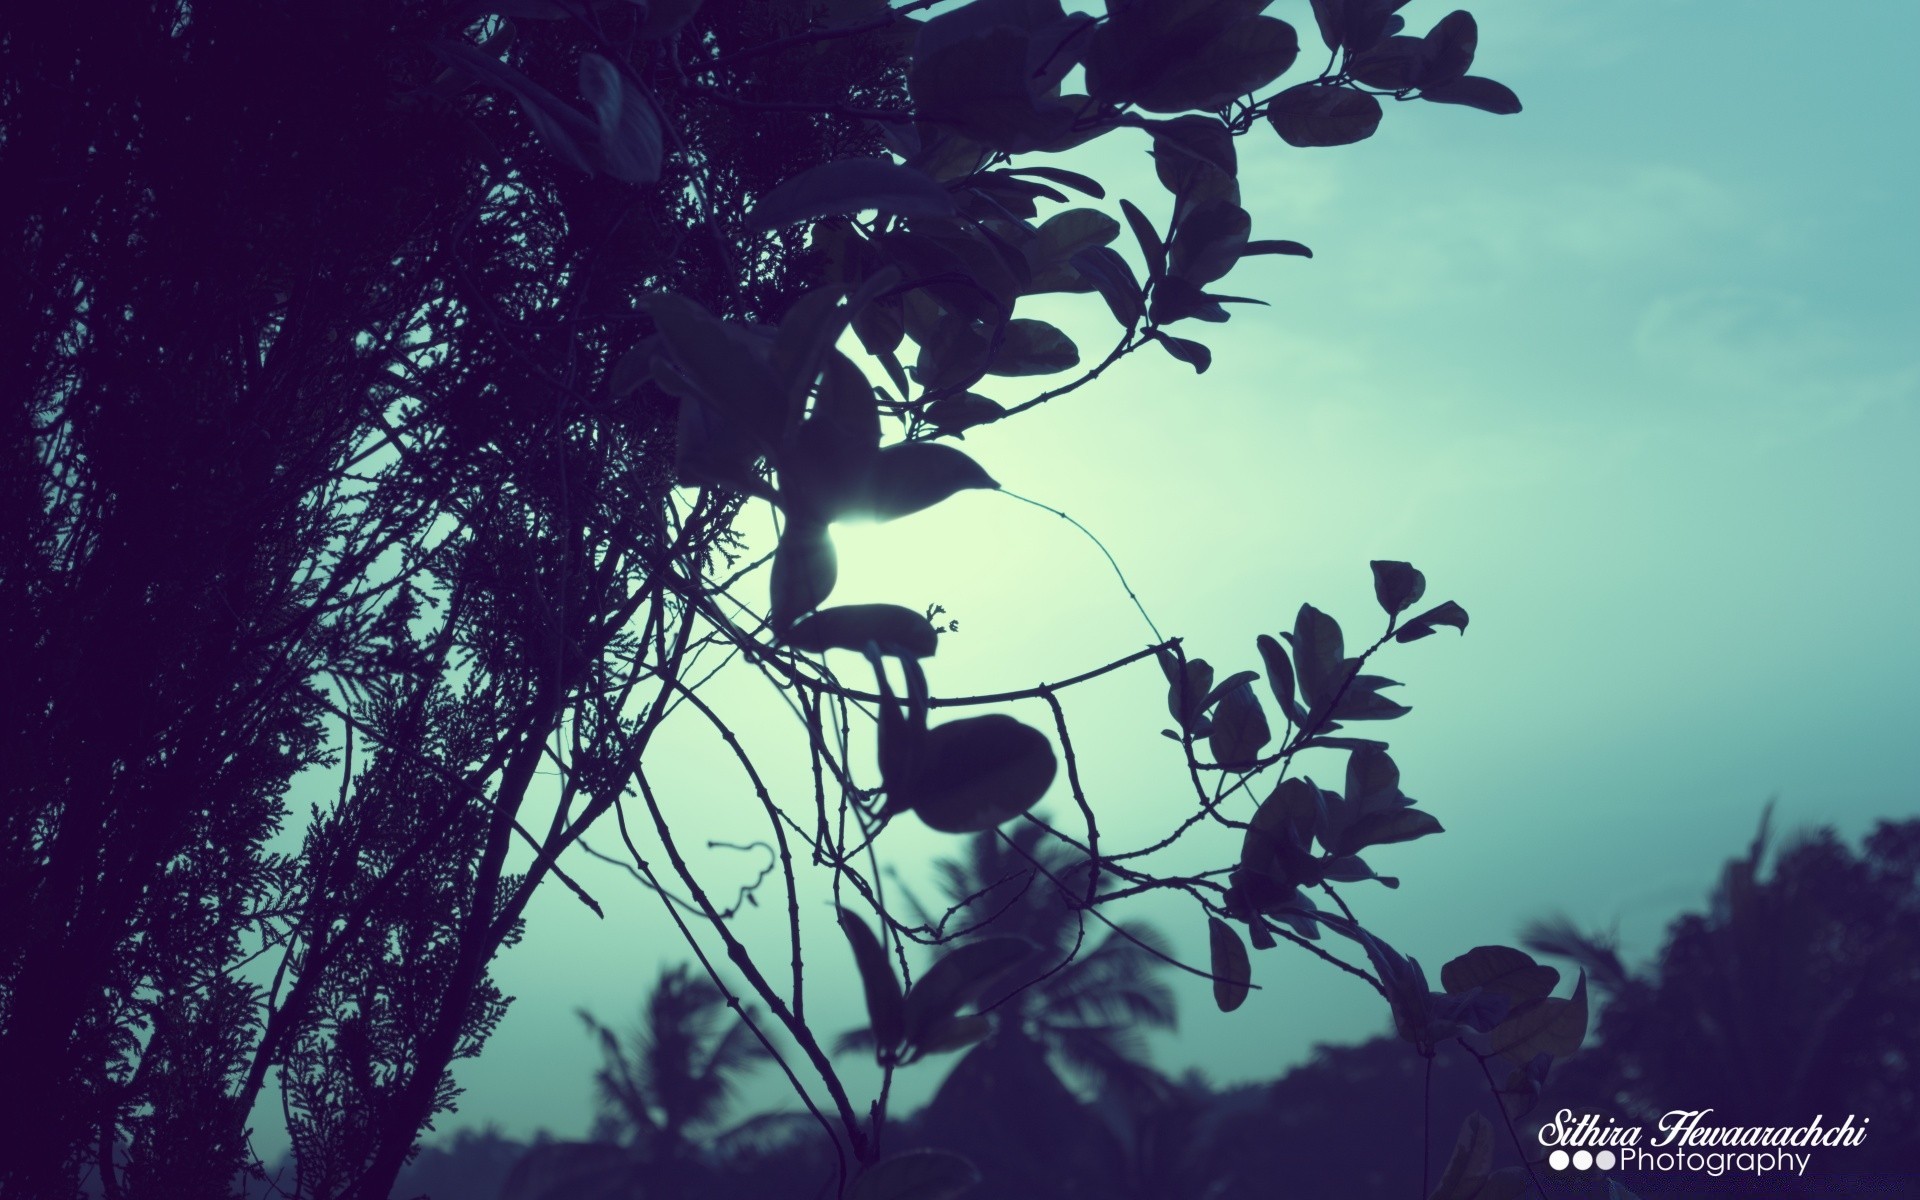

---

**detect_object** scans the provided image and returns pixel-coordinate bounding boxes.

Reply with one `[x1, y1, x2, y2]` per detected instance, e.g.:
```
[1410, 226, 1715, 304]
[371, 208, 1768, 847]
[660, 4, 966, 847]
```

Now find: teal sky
[330, 0, 1920, 1156]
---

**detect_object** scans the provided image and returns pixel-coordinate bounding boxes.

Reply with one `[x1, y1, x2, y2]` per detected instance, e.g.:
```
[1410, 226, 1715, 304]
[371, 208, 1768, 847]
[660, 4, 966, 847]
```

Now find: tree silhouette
[500, 964, 818, 1200]
[926, 824, 1177, 1105]
[3, 0, 1538, 1195]
[1529, 812, 1920, 1179]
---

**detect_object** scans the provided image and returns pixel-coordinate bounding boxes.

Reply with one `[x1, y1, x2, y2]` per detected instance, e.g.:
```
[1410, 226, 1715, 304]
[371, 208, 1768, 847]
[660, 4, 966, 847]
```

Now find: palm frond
[1521, 914, 1634, 995]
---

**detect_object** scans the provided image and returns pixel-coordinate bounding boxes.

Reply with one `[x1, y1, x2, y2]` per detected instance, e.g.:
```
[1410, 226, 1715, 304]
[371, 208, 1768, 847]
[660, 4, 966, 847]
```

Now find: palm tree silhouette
[924, 822, 1178, 1103]
[1524, 810, 1920, 1175]
[504, 964, 807, 1200]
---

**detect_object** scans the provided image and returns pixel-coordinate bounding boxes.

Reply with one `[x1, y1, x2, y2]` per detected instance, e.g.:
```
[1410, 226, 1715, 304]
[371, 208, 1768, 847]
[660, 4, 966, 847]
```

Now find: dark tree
[2, 0, 1539, 1196]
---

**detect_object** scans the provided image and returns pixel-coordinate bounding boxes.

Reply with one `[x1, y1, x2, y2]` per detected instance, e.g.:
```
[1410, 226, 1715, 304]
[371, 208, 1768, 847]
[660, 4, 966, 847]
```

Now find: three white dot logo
[1547, 1149, 1617, 1171]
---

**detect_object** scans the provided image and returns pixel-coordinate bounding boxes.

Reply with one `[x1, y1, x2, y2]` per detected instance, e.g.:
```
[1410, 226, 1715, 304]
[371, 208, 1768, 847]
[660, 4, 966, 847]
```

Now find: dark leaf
[1244, 239, 1312, 258]
[641, 293, 784, 444]
[1440, 946, 1560, 1006]
[787, 604, 939, 659]
[907, 715, 1058, 833]
[578, 53, 663, 184]
[1255, 633, 1306, 727]
[987, 318, 1079, 376]
[1332, 675, 1411, 721]
[1267, 83, 1383, 148]
[1131, 16, 1300, 113]
[1422, 10, 1478, 87]
[1370, 559, 1427, 616]
[850, 1148, 982, 1200]
[1394, 599, 1470, 642]
[1429, 1112, 1496, 1200]
[902, 936, 1035, 1045]
[1034, 209, 1122, 265]
[866, 443, 998, 520]
[1119, 198, 1167, 281]
[748, 158, 956, 233]
[1169, 199, 1251, 287]
[1420, 75, 1522, 115]
[1148, 115, 1238, 192]
[1340, 807, 1443, 851]
[1307, 0, 1342, 52]
[1208, 917, 1252, 1012]
[1007, 165, 1106, 198]
[1349, 34, 1428, 91]
[1144, 330, 1205, 372]
[770, 522, 836, 631]
[1158, 649, 1215, 733]
[1290, 603, 1346, 709]
[837, 908, 906, 1052]
[636, 0, 702, 38]
[924, 393, 1007, 432]
[1476, 972, 1589, 1063]
[1071, 247, 1146, 327]
[1208, 682, 1271, 770]
[435, 40, 598, 174]
[915, 316, 995, 392]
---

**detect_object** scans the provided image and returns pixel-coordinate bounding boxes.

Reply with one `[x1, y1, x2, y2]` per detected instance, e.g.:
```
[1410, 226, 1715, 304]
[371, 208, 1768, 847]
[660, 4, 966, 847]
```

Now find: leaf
[1332, 675, 1411, 722]
[1255, 634, 1306, 727]
[1158, 650, 1215, 733]
[1130, 16, 1300, 113]
[986, 319, 1079, 376]
[1440, 946, 1561, 1006]
[1370, 560, 1427, 617]
[915, 1011, 995, 1055]
[434, 40, 598, 174]
[1208, 917, 1252, 1012]
[1428, 1112, 1495, 1200]
[1267, 83, 1384, 148]
[1350, 34, 1429, 91]
[1034, 209, 1122, 265]
[1208, 682, 1270, 770]
[787, 604, 939, 659]
[770, 521, 836, 632]
[1394, 599, 1470, 643]
[1007, 165, 1105, 198]
[907, 715, 1058, 833]
[1420, 75, 1522, 115]
[1307, 0, 1341, 52]
[850, 1148, 981, 1200]
[1422, 10, 1478, 88]
[1152, 332, 1211, 373]
[1072, 246, 1145, 328]
[641, 293, 784, 444]
[747, 158, 956, 233]
[1119, 198, 1166, 281]
[902, 936, 1035, 1046]
[1341, 807, 1443, 851]
[578, 53, 662, 184]
[1148, 115, 1237, 195]
[1243, 239, 1312, 258]
[1478, 972, 1589, 1063]
[1290, 603, 1346, 709]
[837, 908, 905, 1052]
[924, 393, 1007, 433]
[1168, 199, 1251, 287]
[866, 443, 998, 521]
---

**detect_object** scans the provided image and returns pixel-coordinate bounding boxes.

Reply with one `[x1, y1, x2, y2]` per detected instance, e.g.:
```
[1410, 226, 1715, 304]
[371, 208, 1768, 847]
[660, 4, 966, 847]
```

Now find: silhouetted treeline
[363, 814, 1920, 1199]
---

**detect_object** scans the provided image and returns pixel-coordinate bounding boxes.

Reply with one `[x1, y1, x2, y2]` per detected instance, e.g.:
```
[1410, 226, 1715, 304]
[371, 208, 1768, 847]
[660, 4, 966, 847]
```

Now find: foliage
[1532, 812, 1920, 1176]
[1, 0, 1537, 1196]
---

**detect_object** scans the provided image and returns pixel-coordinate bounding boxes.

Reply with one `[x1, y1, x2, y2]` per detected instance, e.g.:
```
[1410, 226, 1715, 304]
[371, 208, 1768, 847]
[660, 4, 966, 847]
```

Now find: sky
[324, 0, 1920, 1156]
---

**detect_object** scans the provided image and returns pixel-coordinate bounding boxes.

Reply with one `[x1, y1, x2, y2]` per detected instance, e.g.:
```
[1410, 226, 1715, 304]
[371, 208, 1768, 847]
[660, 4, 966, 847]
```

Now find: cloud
[1632, 286, 1920, 437]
